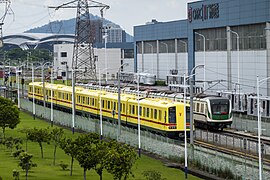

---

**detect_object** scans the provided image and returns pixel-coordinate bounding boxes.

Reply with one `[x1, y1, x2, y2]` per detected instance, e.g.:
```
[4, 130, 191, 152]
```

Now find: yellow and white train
[28, 82, 190, 137]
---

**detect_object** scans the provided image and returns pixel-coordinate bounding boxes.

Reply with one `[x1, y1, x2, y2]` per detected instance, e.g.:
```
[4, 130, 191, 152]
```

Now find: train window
[114, 102, 116, 110]
[86, 97, 89, 105]
[53, 91, 55, 97]
[139, 107, 142, 116]
[91, 98, 94, 106]
[66, 94, 69, 100]
[143, 107, 146, 117]
[150, 109, 153, 119]
[201, 104, 204, 113]
[62, 93, 65, 99]
[46, 90, 48, 96]
[123, 104, 125, 112]
[263, 101, 266, 109]
[37, 89, 40, 94]
[102, 100, 105, 108]
[135, 106, 138, 115]
[29, 87, 32, 92]
[196, 103, 200, 112]
[69, 94, 72, 100]
[168, 107, 176, 123]
[107, 101, 110, 109]
[82, 97, 85, 104]
[146, 108, 149, 117]
[78, 96, 81, 103]
[210, 99, 229, 115]
[154, 109, 157, 119]
[267, 101, 270, 116]
[129, 105, 131, 114]
[132, 105, 135, 114]
[58, 92, 61, 98]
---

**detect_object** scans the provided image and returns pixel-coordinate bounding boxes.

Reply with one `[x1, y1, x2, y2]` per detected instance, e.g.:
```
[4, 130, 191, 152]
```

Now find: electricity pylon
[0, 0, 14, 47]
[49, 0, 109, 81]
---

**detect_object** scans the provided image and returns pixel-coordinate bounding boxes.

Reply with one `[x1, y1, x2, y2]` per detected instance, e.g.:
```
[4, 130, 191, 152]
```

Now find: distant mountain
[25, 13, 134, 42]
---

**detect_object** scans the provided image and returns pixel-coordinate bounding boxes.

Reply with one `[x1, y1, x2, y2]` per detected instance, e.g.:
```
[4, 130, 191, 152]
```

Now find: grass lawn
[0, 111, 201, 180]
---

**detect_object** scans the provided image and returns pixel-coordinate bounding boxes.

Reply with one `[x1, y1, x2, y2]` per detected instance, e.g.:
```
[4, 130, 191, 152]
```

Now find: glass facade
[195, 23, 266, 51]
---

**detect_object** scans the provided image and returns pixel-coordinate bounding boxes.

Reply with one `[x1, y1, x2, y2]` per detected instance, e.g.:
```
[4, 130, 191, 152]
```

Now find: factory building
[134, 0, 270, 95]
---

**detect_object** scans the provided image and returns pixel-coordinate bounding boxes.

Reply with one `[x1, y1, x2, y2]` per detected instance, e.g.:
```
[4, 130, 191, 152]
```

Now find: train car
[146, 92, 232, 130]
[192, 96, 232, 130]
[247, 95, 270, 118]
[28, 82, 190, 138]
[216, 91, 248, 113]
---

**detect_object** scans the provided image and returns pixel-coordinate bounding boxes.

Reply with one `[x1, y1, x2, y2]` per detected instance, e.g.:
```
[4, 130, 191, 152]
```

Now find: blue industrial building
[134, 0, 270, 95]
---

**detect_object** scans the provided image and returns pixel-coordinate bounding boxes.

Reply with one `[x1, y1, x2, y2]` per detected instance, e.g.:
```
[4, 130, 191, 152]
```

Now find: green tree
[104, 141, 138, 180]
[26, 127, 51, 158]
[18, 152, 37, 180]
[75, 133, 100, 180]
[0, 98, 20, 138]
[51, 128, 64, 165]
[95, 140, 109, 180]
[60, 138, 78, 176]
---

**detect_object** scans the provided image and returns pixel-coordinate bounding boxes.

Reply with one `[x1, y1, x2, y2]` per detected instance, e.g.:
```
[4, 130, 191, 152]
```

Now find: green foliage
[26, 127, 51, 158]
[142, 170, 167, 180]
[0, 100, 20, 138]
[104, 141, 138, 180]
[0, 97, 15, 106]
[18, 152, 37, 179]
[94, 140, 109, 179]
[51, 128, 65, 165]
[59, 161, 68, 171]
[12, 169, 20, 180]
[74, 133, 100, 180]
[60, 138, 78, 176]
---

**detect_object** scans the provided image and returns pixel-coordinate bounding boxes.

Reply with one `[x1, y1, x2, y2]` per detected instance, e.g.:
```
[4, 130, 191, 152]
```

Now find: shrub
[142, 170, 166, 180]
[59, 161, 68, 171]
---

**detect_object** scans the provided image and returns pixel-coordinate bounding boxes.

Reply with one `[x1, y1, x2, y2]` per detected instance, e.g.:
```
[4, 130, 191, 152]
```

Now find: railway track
[194, 128, 270, 164]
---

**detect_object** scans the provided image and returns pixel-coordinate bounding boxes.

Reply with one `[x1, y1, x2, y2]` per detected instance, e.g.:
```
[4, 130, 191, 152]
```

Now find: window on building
[61, 52, 67, 57]
[144, 41, 157, 53]
[177, 39, 188, 52]
[159, 40, 175, 53]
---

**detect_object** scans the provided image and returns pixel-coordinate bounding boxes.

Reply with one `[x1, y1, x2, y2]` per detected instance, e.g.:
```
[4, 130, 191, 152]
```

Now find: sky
[1, 0, 199, 35]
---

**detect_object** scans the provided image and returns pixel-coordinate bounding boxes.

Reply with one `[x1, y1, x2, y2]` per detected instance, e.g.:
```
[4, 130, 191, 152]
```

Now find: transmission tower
[49, 0, 109, 81]
[0, 0, 13, 47]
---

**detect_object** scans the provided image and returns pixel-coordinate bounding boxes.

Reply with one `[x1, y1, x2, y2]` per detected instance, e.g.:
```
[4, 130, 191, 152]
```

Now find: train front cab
[168, 103, 190, 138]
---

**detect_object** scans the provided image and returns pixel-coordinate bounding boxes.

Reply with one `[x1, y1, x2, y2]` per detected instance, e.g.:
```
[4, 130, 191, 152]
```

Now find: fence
[20, 98, 270, 179]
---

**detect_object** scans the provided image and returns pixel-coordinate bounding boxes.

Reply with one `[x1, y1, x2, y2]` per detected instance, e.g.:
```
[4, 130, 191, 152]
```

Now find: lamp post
[183, 73, 188, 179]
[50, 65, 54, 127]
[103, 26, 110, 84]
[15, 67, 22, 109]
[194, 32, 206, 91]
[31, 63, 43, 120]
[160, 42, 169, 76]
[227, 29, 240, 88]
[137, 73, 141, 157]
[189, 64, 204, 145]
[42, 62, 52, 108]
[178, 40, 188, 74]
[98, 67, 109, 140]
[256, 75, 270, 180]
[71, 68, 76, 134]
[117, 63, 129, 140]
[145, 43, 154, 74]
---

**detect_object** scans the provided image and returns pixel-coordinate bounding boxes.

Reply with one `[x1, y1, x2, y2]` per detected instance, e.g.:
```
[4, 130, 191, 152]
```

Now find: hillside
[25, 13, 134, 42]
